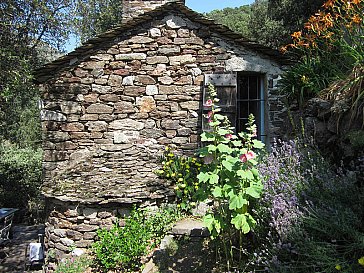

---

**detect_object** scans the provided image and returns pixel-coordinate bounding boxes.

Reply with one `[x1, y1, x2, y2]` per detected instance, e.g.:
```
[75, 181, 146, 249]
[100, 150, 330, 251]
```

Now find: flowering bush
[248, 139, 364, 273]
[280, 0, 364, 105]
[156, 84, 265, 271]
[155, 148, 202, 211]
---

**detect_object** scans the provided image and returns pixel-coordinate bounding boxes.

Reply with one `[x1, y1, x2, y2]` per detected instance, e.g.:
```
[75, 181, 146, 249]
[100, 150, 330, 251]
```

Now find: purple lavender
[259, 139, 305, 240]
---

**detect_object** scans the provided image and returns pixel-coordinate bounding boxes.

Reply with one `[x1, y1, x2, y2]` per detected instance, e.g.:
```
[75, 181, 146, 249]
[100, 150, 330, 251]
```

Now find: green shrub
[92, 206, 181, 272]
[0, 142, 42, 210]
[346, 130, 364, 148]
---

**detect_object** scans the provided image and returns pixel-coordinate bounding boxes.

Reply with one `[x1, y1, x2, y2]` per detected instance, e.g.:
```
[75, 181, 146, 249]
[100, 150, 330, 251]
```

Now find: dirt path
[0, 225, 45, 273]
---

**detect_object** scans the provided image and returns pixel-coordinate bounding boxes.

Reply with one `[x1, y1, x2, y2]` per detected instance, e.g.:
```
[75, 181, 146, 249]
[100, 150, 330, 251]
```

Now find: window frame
[203, 72, 267, 142]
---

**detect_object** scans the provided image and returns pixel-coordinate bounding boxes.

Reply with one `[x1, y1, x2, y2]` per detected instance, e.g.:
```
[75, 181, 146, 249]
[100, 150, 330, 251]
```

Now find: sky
[65, 0, 255, 52]
[186, 0, 254, 13]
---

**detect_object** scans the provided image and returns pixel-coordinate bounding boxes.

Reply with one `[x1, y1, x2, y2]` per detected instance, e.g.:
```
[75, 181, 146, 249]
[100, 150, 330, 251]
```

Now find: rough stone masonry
[36, 3, 287, 259]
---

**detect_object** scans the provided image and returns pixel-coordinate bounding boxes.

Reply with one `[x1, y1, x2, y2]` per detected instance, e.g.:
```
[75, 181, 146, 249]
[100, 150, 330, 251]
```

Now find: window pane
[249, 101, 259, 119]
[249, 76, 259, 99]
[238, 101, 249, 117]
[239, 76, 249, 100]
[237, 118, 249, 133]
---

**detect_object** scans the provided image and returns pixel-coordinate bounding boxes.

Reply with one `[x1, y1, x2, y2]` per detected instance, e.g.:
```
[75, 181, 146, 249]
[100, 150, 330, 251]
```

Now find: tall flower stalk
[196, 84, 265, 270]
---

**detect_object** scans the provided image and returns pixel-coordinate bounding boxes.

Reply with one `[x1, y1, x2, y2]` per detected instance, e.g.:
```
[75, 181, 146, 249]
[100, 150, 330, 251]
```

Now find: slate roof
[34, 1, 291, 83]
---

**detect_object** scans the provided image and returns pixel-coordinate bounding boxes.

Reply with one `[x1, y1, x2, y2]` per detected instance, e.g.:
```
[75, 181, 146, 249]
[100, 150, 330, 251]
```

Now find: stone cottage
[34, 0, 290, 258]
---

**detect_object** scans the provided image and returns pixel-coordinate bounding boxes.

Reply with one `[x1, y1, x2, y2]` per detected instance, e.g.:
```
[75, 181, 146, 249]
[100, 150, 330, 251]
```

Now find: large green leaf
[222, 159, 233, 171]
[217, 128, 231, 136]
[212, 186, 223, 197]
[203, 214, 215, 232]
[217, 143, 232, 154]
[237, 169, 254, 180]
[214, 114, 225, 120]
[197, 172, 210, 183]
[209, 173, 219, 184]
[246, 185, 262, 198]
[201, 132, 215, 142]
[252, 139, 265, 149]
[229, 194, 247, 210]
[232, 140, 242, 147]
[251, 167, 259, 178]
[207, 144, 217, 152]
[231, 214, 251, 234]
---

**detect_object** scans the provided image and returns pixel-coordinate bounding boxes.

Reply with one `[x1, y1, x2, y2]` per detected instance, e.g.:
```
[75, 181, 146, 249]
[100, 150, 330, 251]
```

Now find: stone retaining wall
[45, 199, 133, 260]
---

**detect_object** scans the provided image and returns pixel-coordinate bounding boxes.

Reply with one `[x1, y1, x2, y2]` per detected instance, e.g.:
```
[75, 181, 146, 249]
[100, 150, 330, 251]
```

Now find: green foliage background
[0, 144, 42, 210]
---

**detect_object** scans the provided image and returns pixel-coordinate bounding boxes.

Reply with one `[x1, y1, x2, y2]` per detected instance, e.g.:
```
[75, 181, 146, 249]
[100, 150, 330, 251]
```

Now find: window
[203, 72, 266, 142]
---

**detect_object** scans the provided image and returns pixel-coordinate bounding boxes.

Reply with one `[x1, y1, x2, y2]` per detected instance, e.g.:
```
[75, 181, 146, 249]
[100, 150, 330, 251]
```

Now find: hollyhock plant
[207, 111, 213, 123]
[197, 83, 265, 271]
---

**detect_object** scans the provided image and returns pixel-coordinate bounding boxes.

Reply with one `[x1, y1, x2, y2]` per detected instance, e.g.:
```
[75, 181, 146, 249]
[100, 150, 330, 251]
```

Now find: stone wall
[40, 12, 284, 203]
[45, 198, 134, 262]
[39, 11, 285, 258]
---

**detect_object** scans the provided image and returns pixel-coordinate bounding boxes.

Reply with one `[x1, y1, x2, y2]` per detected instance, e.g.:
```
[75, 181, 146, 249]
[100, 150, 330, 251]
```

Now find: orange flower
[323, 31, 334, 39]
[304, 22, 313, 30]
[323, 0, 336, 8]
[297, 40, 310, 48]
[280, 45, 288, 53]
[322, 13, 334, 27]
[351, 14, 362, 24]
[352, 0, 361, 5]
[291, 31, 302, 40]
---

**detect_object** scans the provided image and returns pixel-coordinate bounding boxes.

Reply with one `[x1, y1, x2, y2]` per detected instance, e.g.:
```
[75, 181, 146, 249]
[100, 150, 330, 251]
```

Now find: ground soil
[0, 225, 44, 273]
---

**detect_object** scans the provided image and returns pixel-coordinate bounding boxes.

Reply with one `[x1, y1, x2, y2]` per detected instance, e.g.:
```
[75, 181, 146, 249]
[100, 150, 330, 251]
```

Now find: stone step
[169, 218, 209, 237]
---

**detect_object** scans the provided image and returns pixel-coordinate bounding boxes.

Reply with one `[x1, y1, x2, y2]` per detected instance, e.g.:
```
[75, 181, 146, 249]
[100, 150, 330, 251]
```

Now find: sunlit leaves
[229, 194, 248, 210]
[237, 169, 254, 180]
[246, 184, 262, 198]
[253, 139, 265, 149]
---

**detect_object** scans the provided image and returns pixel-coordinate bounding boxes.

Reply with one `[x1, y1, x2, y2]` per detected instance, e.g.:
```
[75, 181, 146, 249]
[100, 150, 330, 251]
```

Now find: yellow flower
[358, 256, 364, 266]
[335, 264, 342, 270]
[301, 75, 309, 83]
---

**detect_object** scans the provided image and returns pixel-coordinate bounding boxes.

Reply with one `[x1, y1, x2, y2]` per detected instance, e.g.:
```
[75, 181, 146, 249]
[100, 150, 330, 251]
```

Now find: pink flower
[207, 111, 213, 123]
[240, 151, 256, 162]
[225, 134, 233, 139]
[204, 99, 213, 107]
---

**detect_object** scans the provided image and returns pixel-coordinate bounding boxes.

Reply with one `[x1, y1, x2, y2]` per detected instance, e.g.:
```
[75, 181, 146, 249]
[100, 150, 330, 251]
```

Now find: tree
[0, 0, 73, 146]
[206, 6, 252, 38]
[206, 0, 326, 49]
[247, 0, 286, 48]
[72, 0, 123, 43]
[267, 0, 325, 46]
